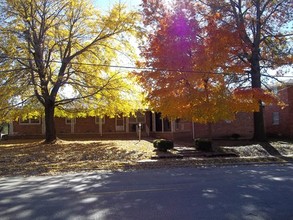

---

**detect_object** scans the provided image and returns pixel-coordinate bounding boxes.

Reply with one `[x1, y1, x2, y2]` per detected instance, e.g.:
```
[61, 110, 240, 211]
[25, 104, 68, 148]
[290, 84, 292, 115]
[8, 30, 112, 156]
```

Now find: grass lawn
[0, 138, 292, 176]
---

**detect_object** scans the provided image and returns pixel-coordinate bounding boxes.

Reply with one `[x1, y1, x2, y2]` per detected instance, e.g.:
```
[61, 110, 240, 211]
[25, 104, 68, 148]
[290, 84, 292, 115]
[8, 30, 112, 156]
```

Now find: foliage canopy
[139, 0, 291, 139]
[0, 0, 145, 142]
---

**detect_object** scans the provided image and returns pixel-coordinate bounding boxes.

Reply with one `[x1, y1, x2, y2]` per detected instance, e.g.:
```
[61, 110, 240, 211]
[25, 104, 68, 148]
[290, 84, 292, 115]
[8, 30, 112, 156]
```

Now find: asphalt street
[0, 164, 292, 220]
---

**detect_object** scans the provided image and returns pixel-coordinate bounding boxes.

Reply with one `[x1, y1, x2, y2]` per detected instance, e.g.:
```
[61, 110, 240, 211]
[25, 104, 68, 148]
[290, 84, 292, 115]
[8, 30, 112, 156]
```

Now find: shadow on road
[0, 164, 293, 220]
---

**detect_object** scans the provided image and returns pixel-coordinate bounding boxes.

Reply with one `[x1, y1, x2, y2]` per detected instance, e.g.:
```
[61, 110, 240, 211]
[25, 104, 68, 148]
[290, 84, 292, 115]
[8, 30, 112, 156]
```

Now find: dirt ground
[0, 138, 292, 176]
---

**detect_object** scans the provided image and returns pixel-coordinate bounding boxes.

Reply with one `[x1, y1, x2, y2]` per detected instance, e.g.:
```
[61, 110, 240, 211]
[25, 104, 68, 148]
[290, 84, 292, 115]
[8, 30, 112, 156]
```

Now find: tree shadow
[0, 140, 145, 176]
[260, 142, 293, 163]
[0, 164, 293, 219]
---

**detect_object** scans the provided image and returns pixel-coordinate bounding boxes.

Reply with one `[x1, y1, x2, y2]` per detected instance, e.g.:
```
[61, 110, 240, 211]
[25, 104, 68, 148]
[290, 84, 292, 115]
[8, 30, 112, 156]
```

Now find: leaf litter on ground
[0, 139, 292, 176]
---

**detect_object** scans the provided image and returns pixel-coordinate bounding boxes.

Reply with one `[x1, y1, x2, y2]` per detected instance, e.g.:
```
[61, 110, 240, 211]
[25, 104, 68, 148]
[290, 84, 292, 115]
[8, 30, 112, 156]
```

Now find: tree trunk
[251, 50, 266, 141]
[44, 101, 57, 143]
[253, 102, 266, 141]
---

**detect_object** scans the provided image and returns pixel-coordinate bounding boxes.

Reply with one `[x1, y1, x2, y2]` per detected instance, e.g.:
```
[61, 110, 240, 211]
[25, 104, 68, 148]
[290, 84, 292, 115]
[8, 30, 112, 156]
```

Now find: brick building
[9, 80, 293, 141]
[264, 80, 293, 138]
[9, 110, 253, 141]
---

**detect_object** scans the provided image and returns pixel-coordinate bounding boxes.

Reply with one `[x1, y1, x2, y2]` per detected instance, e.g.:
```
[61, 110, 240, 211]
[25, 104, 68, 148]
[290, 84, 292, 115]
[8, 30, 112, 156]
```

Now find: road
[0, 164, 292, 220]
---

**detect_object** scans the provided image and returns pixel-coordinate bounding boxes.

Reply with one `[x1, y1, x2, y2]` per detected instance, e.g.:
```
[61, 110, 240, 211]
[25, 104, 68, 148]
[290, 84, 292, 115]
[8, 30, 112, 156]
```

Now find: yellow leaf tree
[0, 0, 144, 143]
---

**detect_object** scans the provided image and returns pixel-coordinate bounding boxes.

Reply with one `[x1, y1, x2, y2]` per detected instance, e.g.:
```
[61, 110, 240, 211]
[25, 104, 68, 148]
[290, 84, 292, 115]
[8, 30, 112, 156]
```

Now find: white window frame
[175, 119, 180, 130]
[272, 112, 280, 125]
[65, 118, 76, 125]
[116, 115, 124, 131]
[95, 116, 105, 124]
[19, 118, 41, 125]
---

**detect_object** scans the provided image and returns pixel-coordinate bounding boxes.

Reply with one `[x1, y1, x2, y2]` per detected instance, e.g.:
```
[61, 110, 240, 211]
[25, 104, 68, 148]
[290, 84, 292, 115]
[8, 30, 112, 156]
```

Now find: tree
[140, 0, 291, 140]
[139, 0, 240, 138]
[0, 0, 144, 143]
[196, 0, 292, 140]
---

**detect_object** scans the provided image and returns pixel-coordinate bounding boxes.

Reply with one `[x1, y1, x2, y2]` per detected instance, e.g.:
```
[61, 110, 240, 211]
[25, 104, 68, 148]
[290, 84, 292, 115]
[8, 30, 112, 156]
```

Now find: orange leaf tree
[195, 0, 292, 140]
[140, 0, 290, 140]
[139, 0, 241, 140]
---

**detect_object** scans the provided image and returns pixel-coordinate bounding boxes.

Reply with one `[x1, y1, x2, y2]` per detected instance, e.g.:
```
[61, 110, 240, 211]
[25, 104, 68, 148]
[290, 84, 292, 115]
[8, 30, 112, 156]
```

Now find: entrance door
[155, 112, 162, 132]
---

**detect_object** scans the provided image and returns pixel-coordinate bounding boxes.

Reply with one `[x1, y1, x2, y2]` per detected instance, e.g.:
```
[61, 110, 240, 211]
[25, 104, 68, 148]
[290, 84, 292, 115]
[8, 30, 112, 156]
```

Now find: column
[99, 117, 103, 136]
[152, 112, 156, 132]
[126, 117, 129, 132]
[71, 119, 75, 134]
[171, 120, 175, 133]
[9, 122, 13, 135]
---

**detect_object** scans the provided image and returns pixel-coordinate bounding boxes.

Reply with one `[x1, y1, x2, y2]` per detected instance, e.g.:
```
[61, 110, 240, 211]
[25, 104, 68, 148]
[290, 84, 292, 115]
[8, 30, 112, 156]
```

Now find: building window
[175, 119, 180, 130]
[116, 115, 124, 131]
[272, 112, 280, 125]
[137, 112, 146, 123]
[65, 118, 76, 125]
[129, 112, 146, 124]
[19, 118, 41, 125]
[95, 116, 105, 124]
[163, 118, 171, 132]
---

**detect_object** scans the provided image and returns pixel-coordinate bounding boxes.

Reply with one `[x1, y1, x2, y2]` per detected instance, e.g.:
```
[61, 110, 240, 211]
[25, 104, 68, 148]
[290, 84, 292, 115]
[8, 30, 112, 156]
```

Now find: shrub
[194, 138, 213, 152]
[153, 139, 174, 152]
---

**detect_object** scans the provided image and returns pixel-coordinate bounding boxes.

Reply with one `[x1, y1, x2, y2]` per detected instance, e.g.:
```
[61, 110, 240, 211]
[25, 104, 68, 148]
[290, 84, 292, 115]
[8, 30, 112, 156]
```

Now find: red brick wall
[265, 85, 293, 138]
[55, 117, 71, 134]
[12, 120, 43, 135]
[150, 132, 178, 141]
[56, 116, 123, 134]
[11, 111, 254, 139]
[102, 116, 119, 132]
[12, 116, 128, 136]
[194, 112, 254, 139]
[285, 85, 292, 137]
[74, 117, 99, 133]
[173, 131, 193, 141]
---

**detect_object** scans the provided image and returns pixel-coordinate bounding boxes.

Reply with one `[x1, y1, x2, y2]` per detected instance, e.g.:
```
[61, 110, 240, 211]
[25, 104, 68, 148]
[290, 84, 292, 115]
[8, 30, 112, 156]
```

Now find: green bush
[153, 139, 174, 152]
[194, 139, 213, 152]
